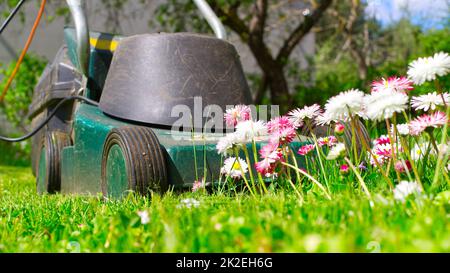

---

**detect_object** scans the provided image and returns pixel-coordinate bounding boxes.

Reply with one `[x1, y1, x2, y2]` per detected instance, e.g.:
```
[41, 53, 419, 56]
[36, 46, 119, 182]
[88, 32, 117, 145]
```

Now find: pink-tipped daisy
[340, 164, 350, 175]
[256, 143, 283, 176]
[369, 152, 386, 167]
[298, 144, 315, 156]
[394, 160, 412, 173]
[271, 126, 297, 145]
[317, 136, 338, 147]
[259, 142, 282, 160]
[409, 111, 449, 135]
[374, 144, 392, 158]
[288, 104, 322, 128]
[192, 180, 204, 192]
[224, 105, 251, 126]
[371, 76, 414, 93]
[267, 116, 297, 145]
[255, 159, 275, 176]
[267, 116, 294, 134]
[374, 135, 390, 146]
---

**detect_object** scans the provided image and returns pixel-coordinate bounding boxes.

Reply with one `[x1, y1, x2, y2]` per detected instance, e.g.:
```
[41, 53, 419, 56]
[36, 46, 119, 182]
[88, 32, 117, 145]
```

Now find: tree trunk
[266, 64, 291, 110]
[247, 37, 291, 110]
[349, 43, 368, 81]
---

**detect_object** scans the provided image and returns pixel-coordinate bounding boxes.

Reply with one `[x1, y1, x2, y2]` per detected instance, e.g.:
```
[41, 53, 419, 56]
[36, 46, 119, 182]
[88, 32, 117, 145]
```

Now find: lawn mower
[2, 0, 369, 198]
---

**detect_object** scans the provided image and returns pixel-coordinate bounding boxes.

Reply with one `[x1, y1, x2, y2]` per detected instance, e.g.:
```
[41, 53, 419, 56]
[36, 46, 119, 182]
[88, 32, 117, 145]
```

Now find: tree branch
[276, 0, 333, 63]
[249, 0, 268, 40]
[209, 2, 250, 42]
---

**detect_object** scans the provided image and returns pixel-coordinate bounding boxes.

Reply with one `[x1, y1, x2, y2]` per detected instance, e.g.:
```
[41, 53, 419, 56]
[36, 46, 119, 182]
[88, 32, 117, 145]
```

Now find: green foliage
[294, 24, 450, 106]
[0, 54, 47, 128]
[0, 0, 25, 24]
[0, 166, 448, 252]
[0, 55, 46, 166]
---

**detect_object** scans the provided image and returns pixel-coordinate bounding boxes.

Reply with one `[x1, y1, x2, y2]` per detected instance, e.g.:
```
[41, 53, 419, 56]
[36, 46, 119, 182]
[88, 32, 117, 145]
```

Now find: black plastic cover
[99, 33, 252, 129]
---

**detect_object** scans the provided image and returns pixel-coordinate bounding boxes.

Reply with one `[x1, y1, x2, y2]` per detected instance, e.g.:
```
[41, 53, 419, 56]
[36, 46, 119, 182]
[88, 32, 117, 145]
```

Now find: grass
[0, 165, 449, 253]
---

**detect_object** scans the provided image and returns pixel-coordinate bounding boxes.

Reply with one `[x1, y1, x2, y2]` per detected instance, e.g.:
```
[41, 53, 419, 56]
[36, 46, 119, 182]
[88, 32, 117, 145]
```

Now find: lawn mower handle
[66, 0, 90, 77]
[192, 0, 227, 40]
[66, 0, 227, 77]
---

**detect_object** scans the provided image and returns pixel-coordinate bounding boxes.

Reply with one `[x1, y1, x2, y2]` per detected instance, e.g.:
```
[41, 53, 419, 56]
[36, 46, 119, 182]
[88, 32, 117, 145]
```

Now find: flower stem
[432, 104, 450, 186]
[344, 157, 372, 200]
[385, 118, 402, 182]
[191, 131, 199, 182]
[304, 122, 331, 191]
[242, 144, 258, 195]
[281, 162, 332, 200]
[350, 117, 360, 165]
[289, 150, 304, 201]
[252, 139, 268, 194]
[287, 177, 304, 203]
[234, 148, 255, 198]
[352, 115, 394, 189]
[434, 79, 447, 107]
[427, 131, 440, 154]
[398, 135, 424, 190]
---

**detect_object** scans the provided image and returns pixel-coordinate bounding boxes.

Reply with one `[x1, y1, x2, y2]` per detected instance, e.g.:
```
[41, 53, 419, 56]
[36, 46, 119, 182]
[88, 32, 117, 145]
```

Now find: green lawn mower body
[29, 26, 310, 198]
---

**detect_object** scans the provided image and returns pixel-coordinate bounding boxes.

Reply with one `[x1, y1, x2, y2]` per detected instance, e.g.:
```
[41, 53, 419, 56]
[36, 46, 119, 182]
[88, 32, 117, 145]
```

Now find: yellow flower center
[232, 162, 241, 170]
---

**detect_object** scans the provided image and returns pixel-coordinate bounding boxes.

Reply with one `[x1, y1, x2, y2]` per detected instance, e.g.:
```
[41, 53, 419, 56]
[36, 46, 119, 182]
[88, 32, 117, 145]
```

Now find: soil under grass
[0, 165, 448, 252]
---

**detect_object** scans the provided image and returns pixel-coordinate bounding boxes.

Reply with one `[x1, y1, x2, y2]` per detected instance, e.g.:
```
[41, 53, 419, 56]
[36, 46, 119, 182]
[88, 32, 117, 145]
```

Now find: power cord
[0, 96, 99, 142]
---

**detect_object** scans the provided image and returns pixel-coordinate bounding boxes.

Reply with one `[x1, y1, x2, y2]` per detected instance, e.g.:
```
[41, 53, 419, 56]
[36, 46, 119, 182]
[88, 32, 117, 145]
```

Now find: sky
[365, 0, 449, 29]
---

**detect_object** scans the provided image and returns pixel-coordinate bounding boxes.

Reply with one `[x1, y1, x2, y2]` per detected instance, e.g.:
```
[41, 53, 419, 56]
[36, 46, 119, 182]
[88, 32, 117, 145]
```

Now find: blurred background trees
[0, 0, 449, 164]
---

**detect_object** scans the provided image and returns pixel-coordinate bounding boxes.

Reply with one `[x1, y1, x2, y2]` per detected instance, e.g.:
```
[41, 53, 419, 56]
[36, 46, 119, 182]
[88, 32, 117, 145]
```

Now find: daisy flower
[192, 180, 204, 192]
[411, 92, 449, 112]
[271, 126, 297, 145]
[178, 198, 200, 209]
[255, 159, 275, 176]
[371, 76, 413, 93]
[410, 142, 434, 161]
[437, 143, 449, 156]
[267, 116, 297, 145]
[259, 142, 281, 159]
[221, 157, 248, 179]
[288, 104, 322, 128]
[374, 144, 392, 158]
[365, 89, 408, 121]
[298, 144, 315, 156]
[224, 105, 251, 126]
[369, 152, 386, 166]
[317, 136, 338, 147]
[394, 160, 412, 173]
[315, 113, 334, 125]
[235, 120, 268, 142]
[256, 143, 283, 176]
[323, 89, 366, 121]
[393, 181, 422, 202]
[409, 111, 448, 135]
[334, 122, 345, 135]
[374, 135, 390, 146]
[326, 143, 346, 160]
[339, 164, 350, 175]
[267, 116, 293, 133]
[392, 123, 410, 136]
[137, 211, 150, 225]
[216, 133, 241, 155]
[407, 52, 450, 85]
